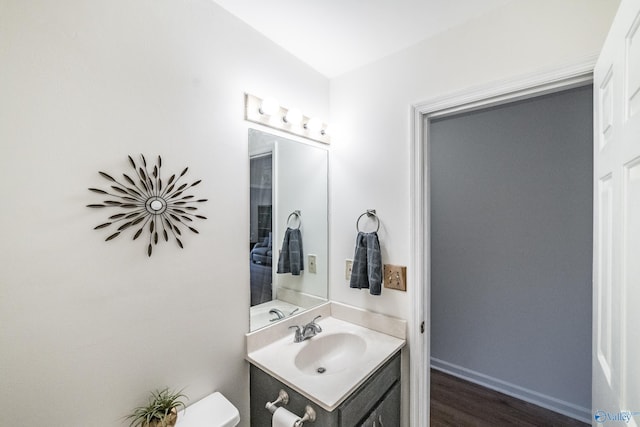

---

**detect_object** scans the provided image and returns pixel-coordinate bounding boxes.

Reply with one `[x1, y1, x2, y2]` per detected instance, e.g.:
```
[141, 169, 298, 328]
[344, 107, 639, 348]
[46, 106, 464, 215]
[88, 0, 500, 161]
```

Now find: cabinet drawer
[339, 352, 401, 426]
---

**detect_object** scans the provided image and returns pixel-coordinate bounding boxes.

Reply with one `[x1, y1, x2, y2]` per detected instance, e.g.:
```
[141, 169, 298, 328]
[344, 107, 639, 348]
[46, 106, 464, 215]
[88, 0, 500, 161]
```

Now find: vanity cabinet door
[339, 353, 401, 426]
[249, 351, 401, 427]
[359, 381, 400, 427]
[250, 365, 339, 426]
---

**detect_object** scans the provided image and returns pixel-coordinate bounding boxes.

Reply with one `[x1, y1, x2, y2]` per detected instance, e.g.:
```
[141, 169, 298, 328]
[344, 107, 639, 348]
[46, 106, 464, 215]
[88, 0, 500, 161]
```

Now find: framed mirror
[248, 129, 328, 331]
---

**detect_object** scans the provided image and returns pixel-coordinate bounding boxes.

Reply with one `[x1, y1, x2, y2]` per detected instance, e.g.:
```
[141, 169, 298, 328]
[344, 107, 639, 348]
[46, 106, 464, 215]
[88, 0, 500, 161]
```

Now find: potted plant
[126, 387, 187, 427]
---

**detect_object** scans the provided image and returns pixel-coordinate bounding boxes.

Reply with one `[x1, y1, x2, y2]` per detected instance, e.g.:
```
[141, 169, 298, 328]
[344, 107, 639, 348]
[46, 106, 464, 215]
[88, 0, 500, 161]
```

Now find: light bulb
[259, 97, 279, 116]
[284, 108, 303, 126]
[305, 117, 323, 133]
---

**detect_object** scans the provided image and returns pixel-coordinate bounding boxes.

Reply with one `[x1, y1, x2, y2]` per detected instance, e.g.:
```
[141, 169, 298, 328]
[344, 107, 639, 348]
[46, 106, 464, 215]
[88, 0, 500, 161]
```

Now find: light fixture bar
[244, 93, 330, 144]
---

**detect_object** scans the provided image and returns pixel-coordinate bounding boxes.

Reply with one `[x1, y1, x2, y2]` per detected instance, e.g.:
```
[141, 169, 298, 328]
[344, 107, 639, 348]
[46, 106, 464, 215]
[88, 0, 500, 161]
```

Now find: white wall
[329, 0, 619, 424]
[0, 1, 328, 426]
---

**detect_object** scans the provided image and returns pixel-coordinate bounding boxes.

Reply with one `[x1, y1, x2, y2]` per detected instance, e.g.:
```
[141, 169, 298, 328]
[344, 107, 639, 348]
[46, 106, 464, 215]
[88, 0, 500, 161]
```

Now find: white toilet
[175, 392, 240, 427]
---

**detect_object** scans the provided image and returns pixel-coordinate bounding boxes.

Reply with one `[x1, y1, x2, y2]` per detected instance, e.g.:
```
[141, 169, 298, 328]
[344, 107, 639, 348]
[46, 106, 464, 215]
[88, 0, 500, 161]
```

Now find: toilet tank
[175, 392, 240, 427]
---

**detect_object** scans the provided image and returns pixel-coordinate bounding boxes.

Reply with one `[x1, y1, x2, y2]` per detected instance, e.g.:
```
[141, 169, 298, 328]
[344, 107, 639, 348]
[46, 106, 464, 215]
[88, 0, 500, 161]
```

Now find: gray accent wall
[430, 85, 593, 410]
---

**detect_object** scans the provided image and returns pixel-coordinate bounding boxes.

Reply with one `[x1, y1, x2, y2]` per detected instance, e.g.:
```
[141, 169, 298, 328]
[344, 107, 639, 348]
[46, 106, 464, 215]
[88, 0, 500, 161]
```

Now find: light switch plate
[345, 259, 353, 280]
[384, 264, 407, 291]
[308, 254, 317, 274]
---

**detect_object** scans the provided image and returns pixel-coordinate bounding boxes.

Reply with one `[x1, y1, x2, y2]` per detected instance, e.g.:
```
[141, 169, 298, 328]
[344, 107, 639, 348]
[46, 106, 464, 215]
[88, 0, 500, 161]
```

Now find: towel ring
[356, 209, 380, 233]
[287, 210, 302, 230]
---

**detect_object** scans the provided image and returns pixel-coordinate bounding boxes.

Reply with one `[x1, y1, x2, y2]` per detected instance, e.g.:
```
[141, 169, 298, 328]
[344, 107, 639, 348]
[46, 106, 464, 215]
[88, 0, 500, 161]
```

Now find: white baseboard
[430, 357, 591, 423]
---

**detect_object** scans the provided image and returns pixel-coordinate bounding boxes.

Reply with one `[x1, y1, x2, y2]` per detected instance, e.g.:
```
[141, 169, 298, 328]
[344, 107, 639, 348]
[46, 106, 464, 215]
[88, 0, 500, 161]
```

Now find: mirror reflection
[249, 129, 328, 331]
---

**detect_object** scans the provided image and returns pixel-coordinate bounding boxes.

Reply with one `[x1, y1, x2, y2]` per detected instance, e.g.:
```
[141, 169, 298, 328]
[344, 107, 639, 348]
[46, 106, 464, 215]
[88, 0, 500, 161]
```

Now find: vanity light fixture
[245, 93, 330, 144]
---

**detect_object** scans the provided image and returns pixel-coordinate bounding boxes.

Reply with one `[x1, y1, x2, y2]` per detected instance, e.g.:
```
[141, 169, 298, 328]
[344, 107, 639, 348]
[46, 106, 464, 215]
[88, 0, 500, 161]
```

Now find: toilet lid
[175, 392, 240, 427]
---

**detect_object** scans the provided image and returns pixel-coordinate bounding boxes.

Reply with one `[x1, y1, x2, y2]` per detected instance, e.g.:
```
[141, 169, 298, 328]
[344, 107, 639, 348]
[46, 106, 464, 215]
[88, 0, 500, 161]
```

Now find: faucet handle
[311, 315, 322, 332]
[289, 325, 303, 342]
[303, 315, 322, 335]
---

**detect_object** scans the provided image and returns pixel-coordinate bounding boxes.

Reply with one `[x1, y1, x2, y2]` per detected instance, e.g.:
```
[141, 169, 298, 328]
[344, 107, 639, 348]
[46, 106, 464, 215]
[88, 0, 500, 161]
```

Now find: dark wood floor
[430, 369, 589, 427]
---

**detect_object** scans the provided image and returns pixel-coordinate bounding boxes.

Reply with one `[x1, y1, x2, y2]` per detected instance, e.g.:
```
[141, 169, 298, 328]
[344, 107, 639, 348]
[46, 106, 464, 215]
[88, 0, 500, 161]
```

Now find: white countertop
[246, 314, 405, 411]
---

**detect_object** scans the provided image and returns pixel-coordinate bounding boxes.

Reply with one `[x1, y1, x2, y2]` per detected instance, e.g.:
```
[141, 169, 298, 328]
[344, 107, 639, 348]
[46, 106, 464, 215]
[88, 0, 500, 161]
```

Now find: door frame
[409, 57, 597, 426]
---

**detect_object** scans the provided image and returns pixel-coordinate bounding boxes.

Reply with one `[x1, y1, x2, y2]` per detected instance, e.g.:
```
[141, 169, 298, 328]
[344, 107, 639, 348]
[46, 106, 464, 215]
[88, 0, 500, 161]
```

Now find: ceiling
[211, 0, 514, 78]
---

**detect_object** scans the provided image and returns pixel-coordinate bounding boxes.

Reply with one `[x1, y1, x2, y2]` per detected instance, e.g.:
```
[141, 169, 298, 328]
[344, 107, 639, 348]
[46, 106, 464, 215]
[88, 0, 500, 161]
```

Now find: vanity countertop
[245, 303, 406, 411]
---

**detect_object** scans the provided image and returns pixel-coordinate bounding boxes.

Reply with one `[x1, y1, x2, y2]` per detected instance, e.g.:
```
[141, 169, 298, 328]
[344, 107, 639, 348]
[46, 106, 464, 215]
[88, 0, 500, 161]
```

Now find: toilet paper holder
[265, 389, 289, 413]
[294, 406, 316, 426]
[265, 390, 316, 426]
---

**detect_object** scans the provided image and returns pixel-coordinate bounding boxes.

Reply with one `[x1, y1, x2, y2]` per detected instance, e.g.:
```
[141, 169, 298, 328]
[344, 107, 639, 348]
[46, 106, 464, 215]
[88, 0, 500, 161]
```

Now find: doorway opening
[249, 152, 274, 307]
[428, 85, 593, 424]
[409, 61, 596, 426]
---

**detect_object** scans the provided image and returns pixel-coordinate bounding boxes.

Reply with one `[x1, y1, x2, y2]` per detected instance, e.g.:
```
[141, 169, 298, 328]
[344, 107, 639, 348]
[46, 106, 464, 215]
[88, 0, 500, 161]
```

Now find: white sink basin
[294, 333, 367, 375]
[246, 316, 405, 411]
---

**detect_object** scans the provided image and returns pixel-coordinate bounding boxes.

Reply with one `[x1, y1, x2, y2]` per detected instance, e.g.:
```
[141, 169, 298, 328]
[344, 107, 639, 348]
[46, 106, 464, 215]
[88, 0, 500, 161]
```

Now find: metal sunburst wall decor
[87, 154, 207, 257]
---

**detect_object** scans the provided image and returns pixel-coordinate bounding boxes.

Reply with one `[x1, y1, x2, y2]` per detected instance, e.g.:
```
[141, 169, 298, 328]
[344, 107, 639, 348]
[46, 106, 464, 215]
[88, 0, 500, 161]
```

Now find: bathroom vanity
[245, 302, 406, 426]
[250, 351, 400, 426]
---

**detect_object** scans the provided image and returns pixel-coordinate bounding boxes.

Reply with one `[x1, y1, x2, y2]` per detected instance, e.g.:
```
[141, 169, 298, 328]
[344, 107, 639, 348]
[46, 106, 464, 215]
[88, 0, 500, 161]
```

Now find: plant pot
[145, 408, 177, 427]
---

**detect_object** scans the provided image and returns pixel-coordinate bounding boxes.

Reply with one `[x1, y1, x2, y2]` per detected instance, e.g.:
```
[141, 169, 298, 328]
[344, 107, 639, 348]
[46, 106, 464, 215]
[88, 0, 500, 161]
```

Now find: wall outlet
[308, 254, 317, 274]
[345, 259, 353, 281]
[384, 264, 407, 291]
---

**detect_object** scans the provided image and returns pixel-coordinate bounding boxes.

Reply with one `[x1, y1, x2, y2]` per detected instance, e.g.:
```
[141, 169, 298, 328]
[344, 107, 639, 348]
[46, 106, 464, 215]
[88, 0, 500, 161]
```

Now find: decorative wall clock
[87, 154, 207, 257]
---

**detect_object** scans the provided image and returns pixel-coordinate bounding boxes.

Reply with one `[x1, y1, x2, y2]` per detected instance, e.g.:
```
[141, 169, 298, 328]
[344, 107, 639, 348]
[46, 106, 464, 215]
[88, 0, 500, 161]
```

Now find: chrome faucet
[289, 315, 323, 343]
[269, 308, 286, 321]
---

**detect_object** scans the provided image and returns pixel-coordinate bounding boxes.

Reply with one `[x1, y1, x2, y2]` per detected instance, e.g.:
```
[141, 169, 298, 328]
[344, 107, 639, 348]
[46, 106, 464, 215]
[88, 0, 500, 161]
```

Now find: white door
[593, 0, 640, 424]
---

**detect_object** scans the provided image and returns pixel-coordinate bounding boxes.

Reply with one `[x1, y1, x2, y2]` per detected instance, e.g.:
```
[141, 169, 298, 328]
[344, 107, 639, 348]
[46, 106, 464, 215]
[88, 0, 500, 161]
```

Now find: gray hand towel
[277, 228, 304, 276]
[349, 231, 382, 295]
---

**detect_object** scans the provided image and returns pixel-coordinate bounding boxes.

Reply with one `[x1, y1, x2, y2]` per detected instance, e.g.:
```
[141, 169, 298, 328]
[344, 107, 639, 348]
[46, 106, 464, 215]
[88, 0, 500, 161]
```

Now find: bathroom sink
[294, 333, 367, 375]
[246, 313, 405, 411]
